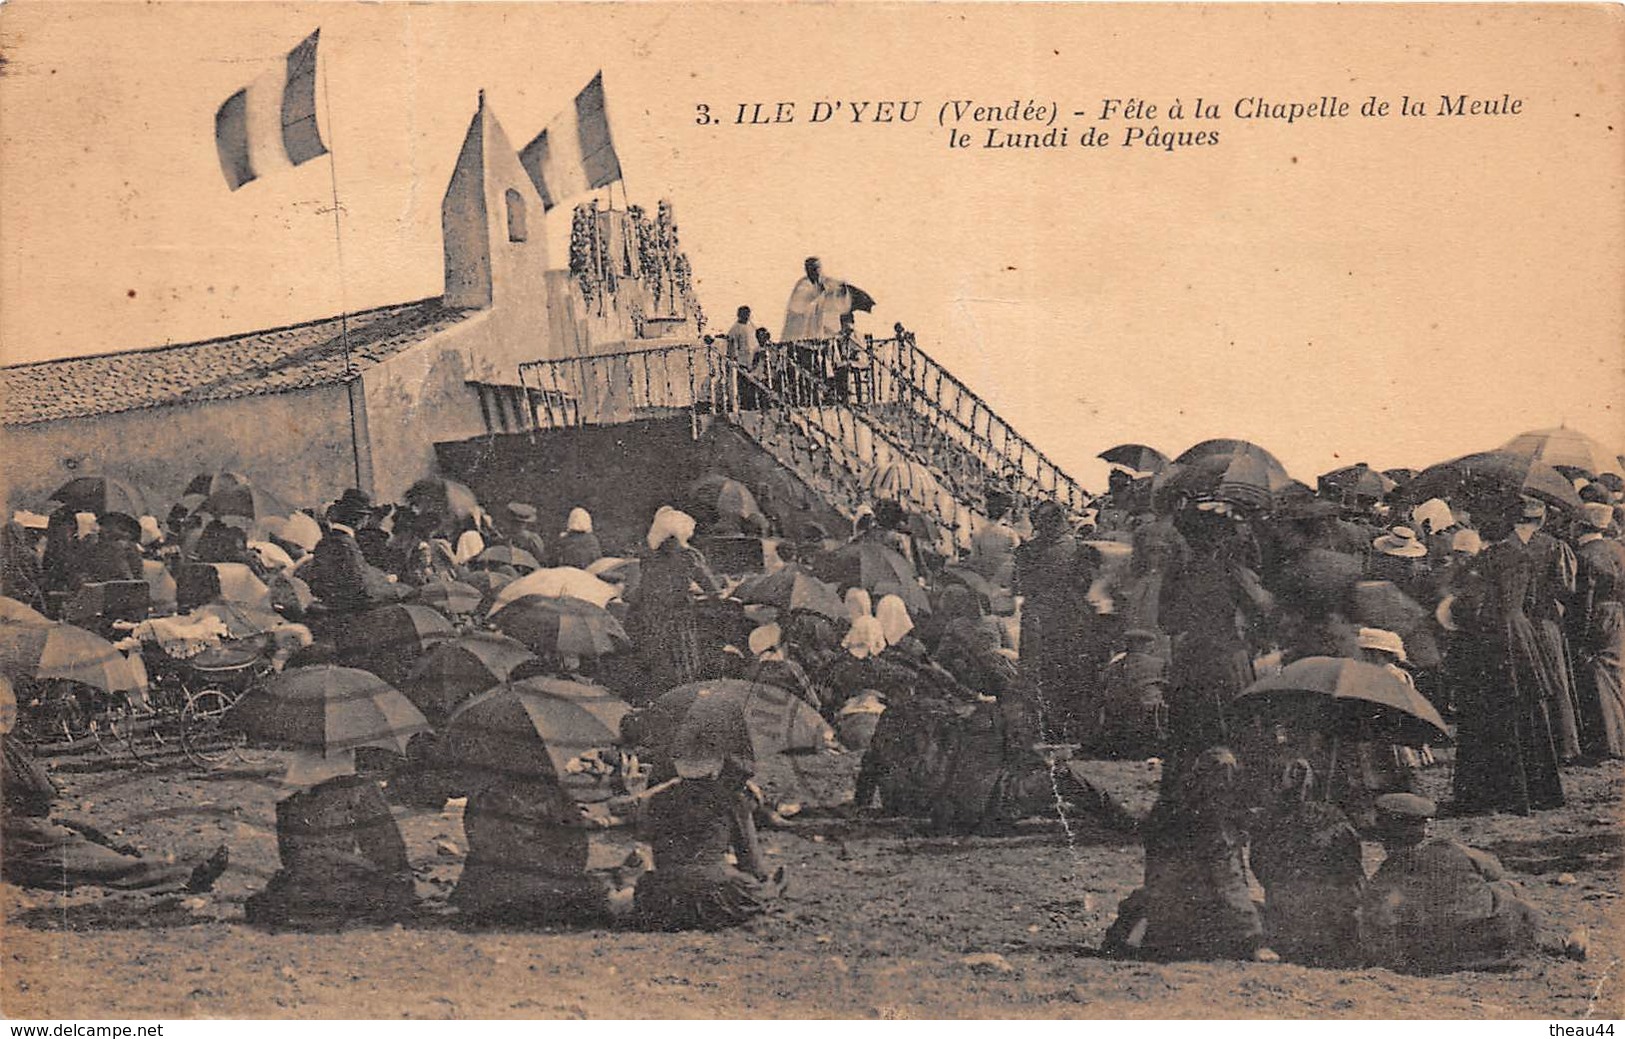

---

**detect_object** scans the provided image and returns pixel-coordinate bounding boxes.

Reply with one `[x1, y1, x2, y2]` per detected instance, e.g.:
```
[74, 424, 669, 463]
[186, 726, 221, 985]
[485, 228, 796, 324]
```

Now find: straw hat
[1372, 526, 1427, 559]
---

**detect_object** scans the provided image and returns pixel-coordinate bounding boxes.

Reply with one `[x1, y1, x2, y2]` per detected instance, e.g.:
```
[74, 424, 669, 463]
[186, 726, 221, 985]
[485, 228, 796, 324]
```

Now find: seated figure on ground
[1249, 759, 1365, 966]
[1357, 792, 1576, 973]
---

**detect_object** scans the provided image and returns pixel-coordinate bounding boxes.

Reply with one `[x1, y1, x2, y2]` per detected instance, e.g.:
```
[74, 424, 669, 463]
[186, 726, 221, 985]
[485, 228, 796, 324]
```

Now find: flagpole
[318, 45, 366, 493]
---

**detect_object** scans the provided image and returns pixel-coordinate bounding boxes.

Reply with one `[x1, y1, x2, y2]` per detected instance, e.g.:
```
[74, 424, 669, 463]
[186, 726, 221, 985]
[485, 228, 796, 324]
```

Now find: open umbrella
[474, 545, 541, 573]
[414, 577, 485, 617]
[1318, 463, 1398, 501]
[441, 677, 631, 801]
[1502, 426, 1623, 478]
[1235, 656, 1449, 747]
[47, 475, 158, 519]
[488, 567, 619, 614]
[1382, 468, 1418, 487]
[0, 596, 52, 627]
[633, 679, 831, 776]
[336, 604, 455, 686]
[734, 567, 847, 622]
[226, 665, 428, 755]
[400, 632, 539, 726]
[490, 594, 631, 659]
[811, 540, 916, 596]
[1098, 444, 1170, 475]
[868, 459, 949, 511]
[1161, 441, 1293, 511]
[194, 601, 285, 640]
[0, 621, 147, 697]
[405, 477, 480, 526]
[206, 484, 293, 523]
[1406, 450, 1583, 512]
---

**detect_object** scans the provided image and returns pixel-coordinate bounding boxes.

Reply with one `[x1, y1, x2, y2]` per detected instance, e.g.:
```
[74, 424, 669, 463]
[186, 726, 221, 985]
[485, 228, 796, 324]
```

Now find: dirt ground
[3, 744, 1621, 1020]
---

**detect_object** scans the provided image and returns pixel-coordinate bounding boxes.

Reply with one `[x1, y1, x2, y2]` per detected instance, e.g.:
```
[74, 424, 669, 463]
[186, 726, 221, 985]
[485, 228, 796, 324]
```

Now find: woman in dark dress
[1250, 759, 1365, 966]
[634, 762, 782, 931]
[1103, 746, 1273, 963]
[245, 752, 415, 929]
[1449, 505, 1566, 816]
[450, 773, 616, 924]
[626, 507, 722, 692]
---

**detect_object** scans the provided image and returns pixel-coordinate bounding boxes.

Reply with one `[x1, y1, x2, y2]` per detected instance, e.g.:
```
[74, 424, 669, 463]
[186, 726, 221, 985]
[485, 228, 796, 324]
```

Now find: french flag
[214, 30, 328, 191]
[517, 71, 623, 212]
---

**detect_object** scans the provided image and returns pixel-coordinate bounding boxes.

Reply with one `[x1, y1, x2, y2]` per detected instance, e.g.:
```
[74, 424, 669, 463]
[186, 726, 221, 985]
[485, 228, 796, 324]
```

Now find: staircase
[515, 333, 1091, 540]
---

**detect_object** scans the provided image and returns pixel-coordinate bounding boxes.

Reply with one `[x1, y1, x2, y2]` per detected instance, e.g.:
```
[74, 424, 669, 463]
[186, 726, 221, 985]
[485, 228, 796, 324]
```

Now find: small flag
[214, 29, 329, 191]
[517, 71, 623, 212]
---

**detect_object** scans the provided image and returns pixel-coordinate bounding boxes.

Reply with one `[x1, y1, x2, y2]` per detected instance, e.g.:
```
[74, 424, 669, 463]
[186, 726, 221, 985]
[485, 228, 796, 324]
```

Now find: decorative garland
[567, 197, 705, 334]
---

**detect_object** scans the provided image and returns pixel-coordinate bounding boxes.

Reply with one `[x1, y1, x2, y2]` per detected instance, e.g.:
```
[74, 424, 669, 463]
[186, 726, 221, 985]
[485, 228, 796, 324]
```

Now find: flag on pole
[517, 71, 623, 211]
[214, 29, 329, 191]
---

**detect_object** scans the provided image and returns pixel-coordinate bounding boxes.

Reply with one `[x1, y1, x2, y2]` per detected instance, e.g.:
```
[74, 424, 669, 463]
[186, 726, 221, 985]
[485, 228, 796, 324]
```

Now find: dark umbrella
[475, 546, 541, 573]
[400, 633, 539, 727]
[811, 540, 924, 612]
[226, 665, 429, 755]
[205, 483, 293, 522]
[1098, 444, 1170, 475]
[1318, 464, 1397, 501]
[414, 577, 485, 617]
[631, 678, 831, 777]
[1381, 468, 1418, 487]
[404, 477, 481, 526]
[1235, 656, 1449, 747]
[441, 677, 631, 801]
[490, 594, 631, 659]
[847, 285, 877, 314]
[1406, 450, 1583, 512]
[734, 567, 847, 622]
[47, 475, 158, 519]
[336, 604, 456, 687]
[1157, 443, 1294, 512]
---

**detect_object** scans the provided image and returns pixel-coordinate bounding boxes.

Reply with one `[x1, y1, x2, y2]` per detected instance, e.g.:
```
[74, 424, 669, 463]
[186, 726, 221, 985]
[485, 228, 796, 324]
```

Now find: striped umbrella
[401, 633, 539, 726]
[0, 620, 147, 697]
[441, 677, 631, 801]
[490, 594, 631, 659]
[47, 475, 159, 519]
[632, 678, 831, 778]
[1501, 426, 1623, 478]
[734, 567, 847, 622]
[336, 604, 455, 687]
[226, 665, 428, 755]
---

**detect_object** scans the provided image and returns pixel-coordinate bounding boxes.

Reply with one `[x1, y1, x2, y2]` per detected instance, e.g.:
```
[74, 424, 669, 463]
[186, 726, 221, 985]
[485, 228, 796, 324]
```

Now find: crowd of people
[2, 425, 1621, 972]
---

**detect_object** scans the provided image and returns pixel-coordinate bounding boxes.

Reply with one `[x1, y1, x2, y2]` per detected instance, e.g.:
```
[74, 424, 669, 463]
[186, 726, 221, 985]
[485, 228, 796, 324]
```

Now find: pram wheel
[180, 689, 245, 770]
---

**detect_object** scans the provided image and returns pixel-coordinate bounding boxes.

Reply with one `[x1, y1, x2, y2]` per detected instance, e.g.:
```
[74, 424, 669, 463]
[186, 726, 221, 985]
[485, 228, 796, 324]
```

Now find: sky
[1, 2, 1621, 491]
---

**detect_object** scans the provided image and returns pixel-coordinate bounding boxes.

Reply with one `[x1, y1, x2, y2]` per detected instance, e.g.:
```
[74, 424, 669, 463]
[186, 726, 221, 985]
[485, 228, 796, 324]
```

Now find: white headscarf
[842, 615, 888, 660]
[137, 515, 163, 546]
[748, 622, 783, 659]
[1410, 498, 1456, 536]
[567, 507, 593, 534]
[875, 594, 913, 645]
[74, 512, 99, 539]
[844, 587, 873, 621]
[646, 506, 697, 551]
